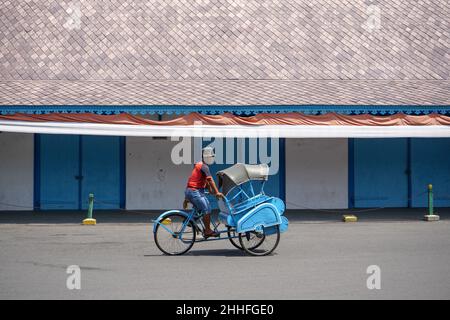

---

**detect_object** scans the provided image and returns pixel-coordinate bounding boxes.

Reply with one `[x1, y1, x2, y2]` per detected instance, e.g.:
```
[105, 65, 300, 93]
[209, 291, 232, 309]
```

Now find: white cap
[202, 147, 215, 165]
[202, 146, 215, 158]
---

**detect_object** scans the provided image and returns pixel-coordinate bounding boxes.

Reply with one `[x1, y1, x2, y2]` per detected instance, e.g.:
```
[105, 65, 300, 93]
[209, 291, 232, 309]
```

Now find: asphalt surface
[0, 209, 449, 299]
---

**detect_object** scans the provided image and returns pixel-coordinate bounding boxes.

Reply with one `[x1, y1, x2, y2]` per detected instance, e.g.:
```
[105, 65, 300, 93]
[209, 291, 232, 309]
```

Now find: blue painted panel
[348, 138, 355, 208]
[236, 203, 282, 233]
[354, 139, 408, 207]
[81, 136, 122, 209]
[411, 138, 450, 207]
[279, 216, 289, 234]
[33, 134, 40, 210]
[39, 135, 79, 209]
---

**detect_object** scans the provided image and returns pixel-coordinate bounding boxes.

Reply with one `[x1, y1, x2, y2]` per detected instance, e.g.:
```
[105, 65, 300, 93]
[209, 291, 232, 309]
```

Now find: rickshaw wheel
[227, 227, 265, 251]
[154, 213, 196, 255]
[227, 227, 244, 250]
[239, 225, 280, 256]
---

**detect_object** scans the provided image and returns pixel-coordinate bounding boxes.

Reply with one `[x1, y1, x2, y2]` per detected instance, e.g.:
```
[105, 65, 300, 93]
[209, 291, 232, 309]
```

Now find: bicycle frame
[153, 180, 282, 243]
[153, 208, 240, 243]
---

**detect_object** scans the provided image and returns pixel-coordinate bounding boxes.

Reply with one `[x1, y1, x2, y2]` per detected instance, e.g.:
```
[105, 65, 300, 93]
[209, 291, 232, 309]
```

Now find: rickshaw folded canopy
[217, 163, 269, 195]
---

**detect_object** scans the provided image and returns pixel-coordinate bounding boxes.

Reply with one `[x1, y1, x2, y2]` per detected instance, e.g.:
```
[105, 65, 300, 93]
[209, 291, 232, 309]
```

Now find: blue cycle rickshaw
[153, 163, 289, 256]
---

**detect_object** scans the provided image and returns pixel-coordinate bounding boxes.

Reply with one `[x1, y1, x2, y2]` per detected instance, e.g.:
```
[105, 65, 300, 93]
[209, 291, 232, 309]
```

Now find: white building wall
[0, 133, 34, 210]
[126, 137, 192, 210]
[286, 138, 348, 209]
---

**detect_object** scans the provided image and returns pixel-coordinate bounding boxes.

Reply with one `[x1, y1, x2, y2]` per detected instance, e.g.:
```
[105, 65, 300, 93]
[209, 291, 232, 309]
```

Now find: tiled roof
[0, 80, 449, 106]
[0, 0, 449, 106]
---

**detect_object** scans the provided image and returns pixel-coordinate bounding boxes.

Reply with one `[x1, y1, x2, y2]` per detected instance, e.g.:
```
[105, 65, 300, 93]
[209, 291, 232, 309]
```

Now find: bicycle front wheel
[154, 213, 196, 255]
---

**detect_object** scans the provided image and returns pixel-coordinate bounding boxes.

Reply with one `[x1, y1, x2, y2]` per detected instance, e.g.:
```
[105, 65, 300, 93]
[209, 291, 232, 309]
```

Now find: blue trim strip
[348, 138, 355, 209]
[407, 138, 412, 208]
[78, 135, 82, 210]
[119, 137, 126, 209]
[279, 138, 286, 203]
[33, 134, 40, 211]
[0, 105, 449, 115]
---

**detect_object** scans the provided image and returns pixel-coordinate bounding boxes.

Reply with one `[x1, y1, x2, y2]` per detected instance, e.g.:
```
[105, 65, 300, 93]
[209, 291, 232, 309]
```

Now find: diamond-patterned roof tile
[0, 0, 448, 105]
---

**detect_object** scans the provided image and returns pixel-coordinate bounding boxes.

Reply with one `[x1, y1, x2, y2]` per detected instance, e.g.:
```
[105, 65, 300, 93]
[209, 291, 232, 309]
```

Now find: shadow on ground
[0, 208, 448, 224]
[144, 249, 250, 257]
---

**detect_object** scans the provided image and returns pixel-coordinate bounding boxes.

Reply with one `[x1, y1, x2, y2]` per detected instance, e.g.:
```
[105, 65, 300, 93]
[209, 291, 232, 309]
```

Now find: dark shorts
[185, 188, 211, 214]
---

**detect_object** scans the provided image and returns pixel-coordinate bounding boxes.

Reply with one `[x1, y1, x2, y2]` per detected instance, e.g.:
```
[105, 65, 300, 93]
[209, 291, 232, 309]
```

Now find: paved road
[0, 211, 449, 299]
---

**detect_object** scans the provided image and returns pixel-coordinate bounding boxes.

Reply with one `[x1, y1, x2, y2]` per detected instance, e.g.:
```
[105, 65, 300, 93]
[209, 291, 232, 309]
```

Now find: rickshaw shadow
[188, 249, 248, 257]
[144, 249, 278, 257]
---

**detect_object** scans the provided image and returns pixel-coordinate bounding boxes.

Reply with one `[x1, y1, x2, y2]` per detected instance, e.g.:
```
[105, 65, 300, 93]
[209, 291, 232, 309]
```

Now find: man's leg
[203, 213, 213, 234]
[202, 214, 219, 237]
[187, 189, 218, 237]
[201, 196, 219, 237]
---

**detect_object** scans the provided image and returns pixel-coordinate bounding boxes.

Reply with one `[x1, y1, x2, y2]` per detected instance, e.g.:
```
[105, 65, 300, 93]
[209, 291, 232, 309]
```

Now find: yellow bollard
[82, 193, 97, 225]
[343, 215, 358, 222]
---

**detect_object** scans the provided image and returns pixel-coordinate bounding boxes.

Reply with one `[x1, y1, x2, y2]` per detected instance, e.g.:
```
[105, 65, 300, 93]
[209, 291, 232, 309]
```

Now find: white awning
[1, 120, 449, 138]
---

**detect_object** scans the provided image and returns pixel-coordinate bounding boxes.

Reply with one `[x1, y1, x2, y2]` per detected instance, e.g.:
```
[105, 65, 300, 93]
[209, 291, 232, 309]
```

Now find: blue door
[37, 134, 124, 210]
[38, 135, 80, 209]
[411, 138, 450, 207]
[353, 139, 408, 207]
[81, 136, 123, 209]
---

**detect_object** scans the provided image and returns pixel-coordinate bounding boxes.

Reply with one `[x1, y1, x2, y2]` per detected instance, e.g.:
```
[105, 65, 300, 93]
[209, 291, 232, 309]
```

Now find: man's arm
[206, 177, 223, 199]
[201, 164, 223, 198]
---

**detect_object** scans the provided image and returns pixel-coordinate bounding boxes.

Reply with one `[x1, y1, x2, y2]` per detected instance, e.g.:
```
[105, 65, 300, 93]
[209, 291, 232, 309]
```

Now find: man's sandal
[204, 231, 220, 239]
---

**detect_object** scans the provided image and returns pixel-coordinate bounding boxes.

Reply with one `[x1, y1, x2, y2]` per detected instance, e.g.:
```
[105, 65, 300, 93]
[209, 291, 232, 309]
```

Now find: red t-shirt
[187, 162, 212, 189]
